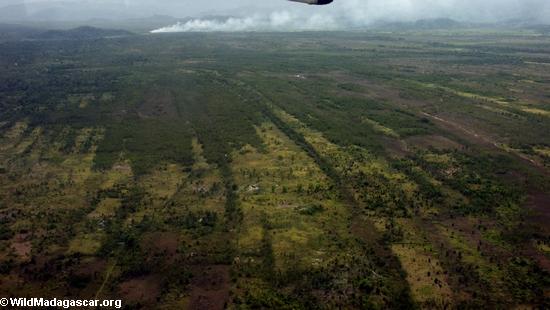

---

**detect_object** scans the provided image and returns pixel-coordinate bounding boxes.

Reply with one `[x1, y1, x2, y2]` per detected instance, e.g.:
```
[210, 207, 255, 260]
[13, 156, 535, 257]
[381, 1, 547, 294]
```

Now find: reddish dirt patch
[350, 215, 380, 245]
[12, 242, 31, 259]
[0, 274, 24, 295]
[64, 258, 108, 295]
[112, 163, 131, 173]
[76, 257, 108, 278]
[119, 275, 162, 306]
[11, 234, 32, 262]
[20, 250, 64, 280]
[421, 113, 498, 149]
[522, 244, 550, 272]
[188, 265, 230, 310]
[525, 192, 550, 235]
[405, 134, 463, 151]
[140, 232, 180, 265]
[381, 136, 409, 158]
[523, 191, 550, 271]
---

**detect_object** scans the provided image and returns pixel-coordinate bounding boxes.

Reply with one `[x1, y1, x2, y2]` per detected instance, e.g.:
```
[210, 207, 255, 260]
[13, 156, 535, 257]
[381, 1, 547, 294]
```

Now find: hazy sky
[2, 0, 549, 30]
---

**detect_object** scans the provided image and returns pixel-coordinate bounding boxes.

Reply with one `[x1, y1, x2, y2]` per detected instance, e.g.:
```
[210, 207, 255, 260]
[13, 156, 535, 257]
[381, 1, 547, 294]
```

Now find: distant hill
[0, 1, 183, 32]
[374, 18, 467, 31]
[31, 26, 134, 40]
[0, 1, 134, 22]
[527, 24, 550, 35]
[0, 9, 183, 33]
[413, 18, 463, 29]
[78, 15, 185, 33]
[0, 23, 41, 41]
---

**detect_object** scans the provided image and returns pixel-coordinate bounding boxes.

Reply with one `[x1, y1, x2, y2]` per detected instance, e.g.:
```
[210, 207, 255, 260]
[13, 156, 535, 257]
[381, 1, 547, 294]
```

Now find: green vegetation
[0, 30, 549, 309]
[93, 119, 194, 176]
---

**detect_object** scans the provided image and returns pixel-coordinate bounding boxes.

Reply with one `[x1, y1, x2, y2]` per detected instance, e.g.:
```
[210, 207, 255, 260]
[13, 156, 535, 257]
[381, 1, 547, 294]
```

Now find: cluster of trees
[410, 150, 523, 215]
[93, 119, 194, 176]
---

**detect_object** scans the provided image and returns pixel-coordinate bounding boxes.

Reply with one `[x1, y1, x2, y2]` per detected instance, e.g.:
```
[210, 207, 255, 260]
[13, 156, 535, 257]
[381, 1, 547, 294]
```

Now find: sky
[1, 0, 549, 31]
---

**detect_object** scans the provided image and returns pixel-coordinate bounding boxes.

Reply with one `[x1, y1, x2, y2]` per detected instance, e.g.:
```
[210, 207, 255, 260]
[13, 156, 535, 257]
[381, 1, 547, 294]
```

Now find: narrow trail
[424, 111, 550, 276]
[421, 112, 547, 174]
[94, 259, 117, 300]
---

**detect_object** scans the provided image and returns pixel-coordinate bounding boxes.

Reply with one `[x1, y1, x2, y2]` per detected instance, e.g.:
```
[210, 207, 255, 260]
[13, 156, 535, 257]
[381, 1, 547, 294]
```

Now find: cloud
[339, 0, 550, 25]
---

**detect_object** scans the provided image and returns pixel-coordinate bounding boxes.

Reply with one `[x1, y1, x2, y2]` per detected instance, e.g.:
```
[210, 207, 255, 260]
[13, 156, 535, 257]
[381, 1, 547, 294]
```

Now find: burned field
[0, 30, 549, 308]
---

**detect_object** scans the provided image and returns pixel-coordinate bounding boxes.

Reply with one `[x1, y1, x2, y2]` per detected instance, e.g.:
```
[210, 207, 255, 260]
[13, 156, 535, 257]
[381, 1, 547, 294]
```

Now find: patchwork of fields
[1, 31, 549, 308]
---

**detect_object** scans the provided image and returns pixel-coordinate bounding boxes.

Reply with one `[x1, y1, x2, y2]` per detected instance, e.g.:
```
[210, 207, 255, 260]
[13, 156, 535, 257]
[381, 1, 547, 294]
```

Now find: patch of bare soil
[119, 275, 162, 306]
[112, 163, 132, 173]
[66, 258, 108, 296]
[11, 233, 32, 262]
[525, 192, 550, 236]
[140, 232, 180, 265]
[277, 201, 297, 209]
[522, 244, 550, 272]
[11, 241, 31, 261]
[524, 191, 550, 272]
[381, 136, 409, 158]
[350, 215, 380, 245]
[421, 113, 499, 149]
[405, 135, 463, 151]
[187, 265, 230, 310]
[138, 88, 178, 119]
[76, 258, 108, 278]
[0, 274, 24, 295]
[21, 251, 63, 280]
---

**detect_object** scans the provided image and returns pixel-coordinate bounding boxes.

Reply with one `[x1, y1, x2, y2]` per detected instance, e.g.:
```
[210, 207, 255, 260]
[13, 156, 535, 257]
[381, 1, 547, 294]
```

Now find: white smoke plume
[149, 0, 550, 33]
[2, 0, 549, 26]
[151, 11, 339, 33]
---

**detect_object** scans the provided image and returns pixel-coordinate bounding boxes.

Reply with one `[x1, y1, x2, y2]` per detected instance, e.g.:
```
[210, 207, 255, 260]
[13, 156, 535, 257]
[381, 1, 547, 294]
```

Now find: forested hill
[0, 23, 41, 42]
[30, 26, 133, 41]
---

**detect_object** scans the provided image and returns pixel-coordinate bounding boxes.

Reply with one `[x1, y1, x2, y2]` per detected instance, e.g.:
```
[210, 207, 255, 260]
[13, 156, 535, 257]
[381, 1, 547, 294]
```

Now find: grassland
[0, 30, 549, 309]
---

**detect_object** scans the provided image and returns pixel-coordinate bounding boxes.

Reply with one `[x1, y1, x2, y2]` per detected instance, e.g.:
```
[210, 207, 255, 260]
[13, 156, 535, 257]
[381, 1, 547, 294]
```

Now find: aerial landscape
[0, 0, 549, 309]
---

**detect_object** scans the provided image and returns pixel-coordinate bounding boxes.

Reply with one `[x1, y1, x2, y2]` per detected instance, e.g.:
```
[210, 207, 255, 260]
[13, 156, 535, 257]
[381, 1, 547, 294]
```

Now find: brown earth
[187, 265, 230, 310]
[140, 232, 180, 265]
[405, 134, 463, 151]
[381, 136, 409, 158]
[525, 192, 550, 236]
[75, 258, 108, 278]
[119, 275, 162, 306]
[11, 234, 32, 262]
[523, 191, 550, 272]
[11, 242, 31, 260]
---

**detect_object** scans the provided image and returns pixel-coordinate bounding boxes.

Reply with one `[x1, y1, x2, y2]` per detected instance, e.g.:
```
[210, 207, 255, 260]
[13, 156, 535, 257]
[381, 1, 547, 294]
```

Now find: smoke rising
[1, 0, 548, 29]
[150, 0, 550, 33]
[151, 12, 338, 33]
